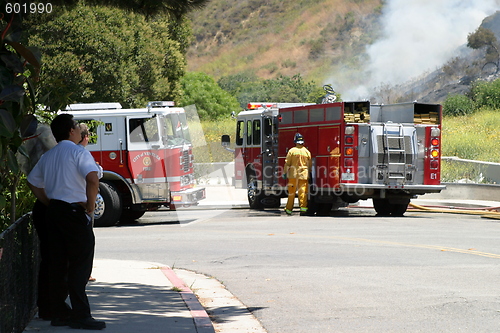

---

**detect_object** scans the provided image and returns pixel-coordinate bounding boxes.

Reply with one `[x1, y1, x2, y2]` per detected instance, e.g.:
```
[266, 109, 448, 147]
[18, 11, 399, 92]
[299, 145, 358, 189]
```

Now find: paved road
[95, 206, 500, 332]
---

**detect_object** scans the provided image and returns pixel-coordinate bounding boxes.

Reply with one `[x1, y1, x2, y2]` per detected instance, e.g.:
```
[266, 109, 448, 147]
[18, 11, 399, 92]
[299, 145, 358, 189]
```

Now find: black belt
[50, 199, 84, 210]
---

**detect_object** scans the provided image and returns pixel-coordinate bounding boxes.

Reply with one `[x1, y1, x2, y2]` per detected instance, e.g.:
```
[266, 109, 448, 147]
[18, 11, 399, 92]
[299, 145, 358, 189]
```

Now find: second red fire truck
[222, 100, 445, 216]
[64, 101, 205, 226]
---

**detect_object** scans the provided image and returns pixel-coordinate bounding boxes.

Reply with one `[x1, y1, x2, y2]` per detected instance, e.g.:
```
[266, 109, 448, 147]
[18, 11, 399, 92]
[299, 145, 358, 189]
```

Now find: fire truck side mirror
[221, 134, 231, 147]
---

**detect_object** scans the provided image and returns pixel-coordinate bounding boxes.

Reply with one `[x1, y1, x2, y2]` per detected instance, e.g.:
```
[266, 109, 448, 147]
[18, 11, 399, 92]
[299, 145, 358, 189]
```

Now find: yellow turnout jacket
[284, 145, 312, 180]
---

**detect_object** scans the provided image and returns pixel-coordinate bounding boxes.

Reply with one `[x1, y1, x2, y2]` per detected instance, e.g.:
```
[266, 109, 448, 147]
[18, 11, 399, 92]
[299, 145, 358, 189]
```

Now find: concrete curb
[161, 267, 215, 333]
[174, 269, 267, 333]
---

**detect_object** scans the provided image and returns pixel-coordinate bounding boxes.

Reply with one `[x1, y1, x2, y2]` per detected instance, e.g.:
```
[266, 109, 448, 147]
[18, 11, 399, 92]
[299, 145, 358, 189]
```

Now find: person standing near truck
[284, 133, 312, 216]
[27, 114, 105, 330]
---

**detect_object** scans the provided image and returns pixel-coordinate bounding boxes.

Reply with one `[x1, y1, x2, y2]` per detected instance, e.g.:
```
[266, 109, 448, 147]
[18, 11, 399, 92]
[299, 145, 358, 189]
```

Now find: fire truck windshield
[162, 113, 192, 146]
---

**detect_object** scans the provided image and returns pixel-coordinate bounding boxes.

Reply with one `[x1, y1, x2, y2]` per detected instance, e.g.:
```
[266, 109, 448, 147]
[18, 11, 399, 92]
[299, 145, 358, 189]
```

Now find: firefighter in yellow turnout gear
[284, 133, 312, 216]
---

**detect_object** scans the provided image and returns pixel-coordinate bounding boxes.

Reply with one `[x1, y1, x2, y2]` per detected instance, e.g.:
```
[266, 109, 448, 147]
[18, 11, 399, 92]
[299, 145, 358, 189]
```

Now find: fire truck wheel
[372, 198, 392, 217]
[391, 203, 408, 217]
[373, 198, 409, 217]
[94, 182, 122, 227]
[247, 175, 280, 209]
[247, 177, 264, 209]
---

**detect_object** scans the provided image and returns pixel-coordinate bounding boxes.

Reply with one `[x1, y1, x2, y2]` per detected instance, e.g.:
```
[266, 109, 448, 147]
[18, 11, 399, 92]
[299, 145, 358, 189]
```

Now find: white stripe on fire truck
[129, 177, 172, 183]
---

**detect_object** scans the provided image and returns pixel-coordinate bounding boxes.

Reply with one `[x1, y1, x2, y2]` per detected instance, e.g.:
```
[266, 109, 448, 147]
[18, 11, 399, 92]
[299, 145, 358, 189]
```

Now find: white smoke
[336, 0, 500, 100]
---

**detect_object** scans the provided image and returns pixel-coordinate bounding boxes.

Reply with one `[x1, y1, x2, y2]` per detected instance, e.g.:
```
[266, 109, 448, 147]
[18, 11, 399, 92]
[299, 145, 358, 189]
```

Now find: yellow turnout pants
[285, 178, 308, 212]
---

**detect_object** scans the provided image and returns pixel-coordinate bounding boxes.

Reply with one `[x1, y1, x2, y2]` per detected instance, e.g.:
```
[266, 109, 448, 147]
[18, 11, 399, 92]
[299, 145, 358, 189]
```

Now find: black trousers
[32, 200, 52, 318]
[46, 199, 95, 320]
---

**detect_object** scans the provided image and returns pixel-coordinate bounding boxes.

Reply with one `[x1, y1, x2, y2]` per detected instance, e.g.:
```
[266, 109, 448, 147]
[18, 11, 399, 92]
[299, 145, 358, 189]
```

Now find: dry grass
[442, 108, 500, 162]
[188, 0, 382, 81]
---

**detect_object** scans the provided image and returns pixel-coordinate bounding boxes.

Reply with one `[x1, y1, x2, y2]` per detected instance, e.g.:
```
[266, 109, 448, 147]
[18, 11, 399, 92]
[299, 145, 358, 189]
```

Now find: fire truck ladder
[383, 123, 407, 183]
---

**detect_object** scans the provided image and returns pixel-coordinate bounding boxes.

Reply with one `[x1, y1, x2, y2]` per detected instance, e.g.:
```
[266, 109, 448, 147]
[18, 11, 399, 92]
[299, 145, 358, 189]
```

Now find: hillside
[187, 0, 383, 81]
[187, 0, 500, 104]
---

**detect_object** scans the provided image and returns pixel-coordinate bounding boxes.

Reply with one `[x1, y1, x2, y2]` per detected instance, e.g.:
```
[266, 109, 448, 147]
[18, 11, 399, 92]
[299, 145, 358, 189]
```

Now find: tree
[467, 27, 500, 74]
[218, 73, 328, 108]
[180, 72, 240, 120]
[26, 3, 186, 109]
[83, 0, 208, 19]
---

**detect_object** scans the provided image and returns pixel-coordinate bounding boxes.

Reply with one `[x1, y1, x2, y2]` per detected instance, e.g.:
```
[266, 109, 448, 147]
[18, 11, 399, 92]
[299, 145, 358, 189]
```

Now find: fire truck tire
[247, 176, 264, 209]
[247, 174, 280, 209]
[373, 198, 409, 217]
[94, 182, 122, 227]
[391, 203, 409, 217]
[372, 198, 392, 217]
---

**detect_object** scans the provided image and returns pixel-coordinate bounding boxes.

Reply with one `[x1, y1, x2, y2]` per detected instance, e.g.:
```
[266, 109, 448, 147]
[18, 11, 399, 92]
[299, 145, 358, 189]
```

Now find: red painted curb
[160, 267, 214, 332]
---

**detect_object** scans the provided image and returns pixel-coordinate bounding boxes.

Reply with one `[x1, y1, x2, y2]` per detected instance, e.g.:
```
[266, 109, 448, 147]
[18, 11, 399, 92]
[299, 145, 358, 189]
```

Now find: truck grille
[182, 150, 190, 172]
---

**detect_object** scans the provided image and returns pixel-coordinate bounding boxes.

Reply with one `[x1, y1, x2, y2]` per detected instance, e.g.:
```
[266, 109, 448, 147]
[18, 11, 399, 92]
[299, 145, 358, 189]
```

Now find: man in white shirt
[28, 114, 105, 330]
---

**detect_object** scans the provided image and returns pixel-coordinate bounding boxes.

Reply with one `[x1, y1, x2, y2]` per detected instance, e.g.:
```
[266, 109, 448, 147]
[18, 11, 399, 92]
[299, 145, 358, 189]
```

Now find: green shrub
[443, 94, 475, 116]
[0, 175, 35, 232]
[470, 79, 500, 109]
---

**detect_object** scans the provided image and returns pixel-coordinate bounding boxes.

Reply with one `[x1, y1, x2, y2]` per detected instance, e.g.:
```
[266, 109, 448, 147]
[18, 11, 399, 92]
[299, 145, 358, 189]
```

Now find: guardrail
[442, 156, 500, 184]
[0, 213, 39, 333]
[195, 162, 234, 185]
[424, 183, 500, 201]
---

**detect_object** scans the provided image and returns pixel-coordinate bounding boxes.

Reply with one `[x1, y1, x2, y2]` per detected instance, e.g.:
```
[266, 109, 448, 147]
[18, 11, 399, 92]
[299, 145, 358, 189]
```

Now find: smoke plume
[337, 0, 500, 100]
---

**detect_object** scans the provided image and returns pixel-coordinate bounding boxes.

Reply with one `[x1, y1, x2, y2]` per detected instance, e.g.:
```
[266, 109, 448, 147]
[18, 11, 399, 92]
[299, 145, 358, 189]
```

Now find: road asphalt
[23, 184, 500, 333]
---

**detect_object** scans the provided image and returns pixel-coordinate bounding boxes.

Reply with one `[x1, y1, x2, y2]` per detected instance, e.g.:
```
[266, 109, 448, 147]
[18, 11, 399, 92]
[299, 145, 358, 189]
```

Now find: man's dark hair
[51, 114, 76, 142]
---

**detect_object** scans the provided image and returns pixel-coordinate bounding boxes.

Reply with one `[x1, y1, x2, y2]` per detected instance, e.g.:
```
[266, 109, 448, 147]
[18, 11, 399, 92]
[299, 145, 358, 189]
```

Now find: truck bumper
[339, 183, 446, 196]
[340, 183, 446, 191]
[171, 187, 206, 206]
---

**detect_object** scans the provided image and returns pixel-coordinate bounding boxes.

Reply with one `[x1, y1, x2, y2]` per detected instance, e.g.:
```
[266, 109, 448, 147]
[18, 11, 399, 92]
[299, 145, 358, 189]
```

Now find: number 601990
[5, 2, 53, 14]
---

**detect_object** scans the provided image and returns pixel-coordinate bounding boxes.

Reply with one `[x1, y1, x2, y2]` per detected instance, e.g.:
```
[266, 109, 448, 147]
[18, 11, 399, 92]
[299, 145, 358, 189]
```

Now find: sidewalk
[24, 260, 205, 333]
[24, 258, 267, 333]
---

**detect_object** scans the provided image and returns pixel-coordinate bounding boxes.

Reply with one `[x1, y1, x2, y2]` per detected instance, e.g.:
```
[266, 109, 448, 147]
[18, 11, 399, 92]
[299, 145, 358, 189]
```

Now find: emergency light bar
[148, 101, 175, 108]
[65, 103, 122, 111]
[147, 101, 175, 113]
[247, 102, 277, 110]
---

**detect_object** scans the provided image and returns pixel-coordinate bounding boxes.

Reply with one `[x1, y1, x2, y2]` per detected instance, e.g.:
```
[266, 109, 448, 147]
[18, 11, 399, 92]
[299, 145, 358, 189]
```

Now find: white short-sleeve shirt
[77, 144, 103, 179]
[28, 140, 100, 203]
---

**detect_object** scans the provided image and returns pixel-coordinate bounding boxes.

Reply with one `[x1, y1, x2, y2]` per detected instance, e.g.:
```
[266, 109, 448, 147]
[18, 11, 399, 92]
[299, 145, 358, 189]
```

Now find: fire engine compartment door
[95, 116, 135, 181]
[316, 126, 340, 188]
[126, 115, 169, 201]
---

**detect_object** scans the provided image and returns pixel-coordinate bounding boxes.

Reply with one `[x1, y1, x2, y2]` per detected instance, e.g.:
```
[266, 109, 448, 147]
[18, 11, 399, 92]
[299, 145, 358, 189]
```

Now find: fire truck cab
[224, 100, 445, 216]
[64, 101, 205, 226]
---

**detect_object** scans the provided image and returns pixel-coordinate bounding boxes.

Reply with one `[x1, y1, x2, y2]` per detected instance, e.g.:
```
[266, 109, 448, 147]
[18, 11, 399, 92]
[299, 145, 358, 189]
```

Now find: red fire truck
[222, 100, 445, 216]
[64, 101, 205, 226]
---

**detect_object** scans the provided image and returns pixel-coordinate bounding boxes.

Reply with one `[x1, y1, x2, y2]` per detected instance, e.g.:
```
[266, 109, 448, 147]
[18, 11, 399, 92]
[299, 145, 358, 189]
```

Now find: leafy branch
[0, 1, 41, 227]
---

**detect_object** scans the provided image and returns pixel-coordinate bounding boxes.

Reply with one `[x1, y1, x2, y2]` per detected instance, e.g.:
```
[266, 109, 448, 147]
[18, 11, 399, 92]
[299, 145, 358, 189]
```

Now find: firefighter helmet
[294, 133, 304, 144]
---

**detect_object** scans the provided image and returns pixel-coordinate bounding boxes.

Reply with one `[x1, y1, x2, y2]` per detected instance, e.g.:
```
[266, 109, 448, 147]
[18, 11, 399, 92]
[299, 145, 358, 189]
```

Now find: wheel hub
[94, 193, 105, 219]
